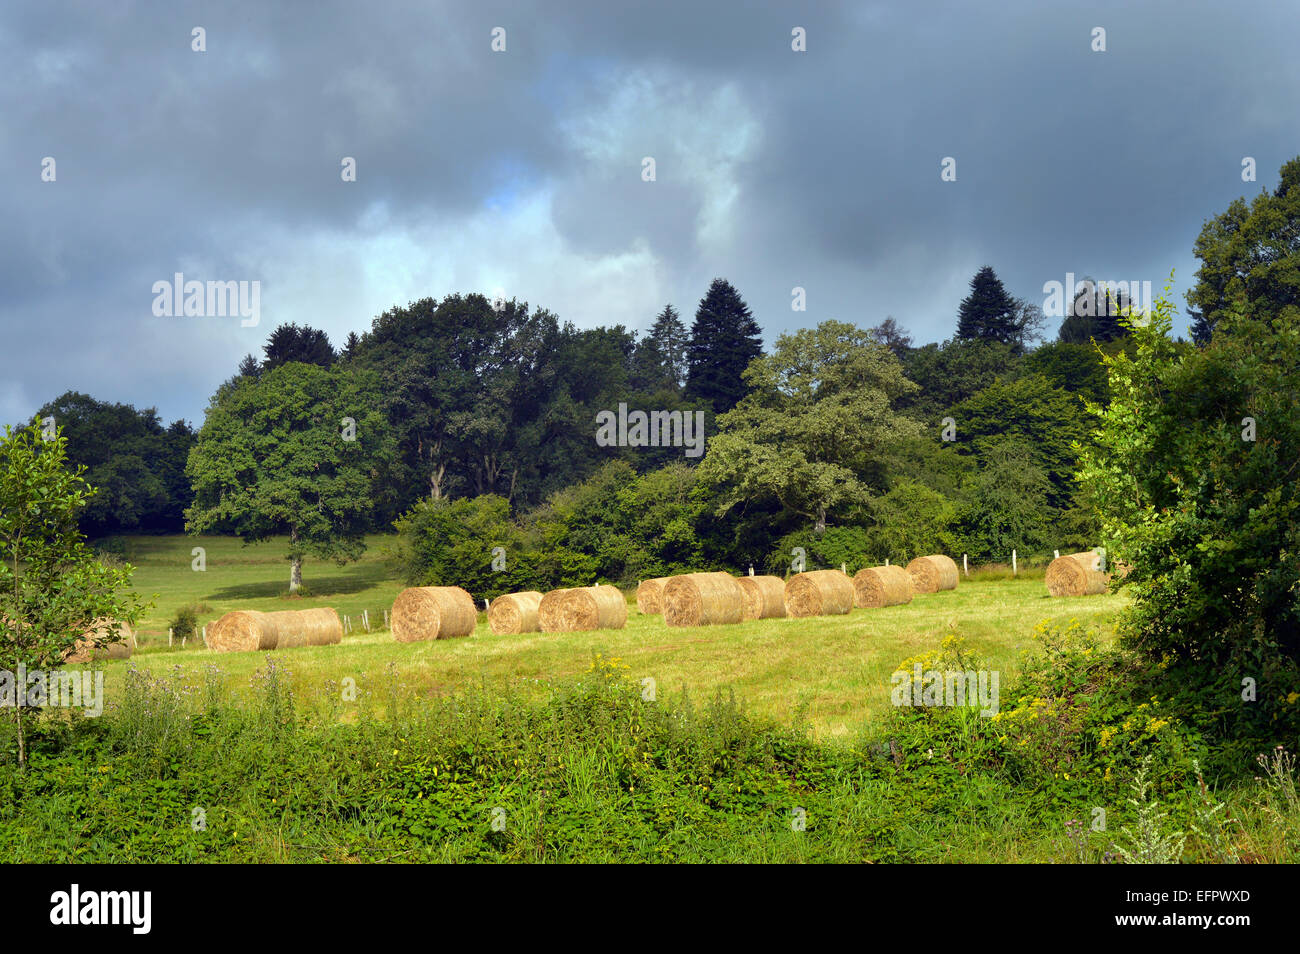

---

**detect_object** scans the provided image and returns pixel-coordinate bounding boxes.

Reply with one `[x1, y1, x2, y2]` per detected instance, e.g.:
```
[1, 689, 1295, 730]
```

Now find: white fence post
[963, 554, 968, 577]
[201, 625, 207, 649]
[1012, 550, 1018, 576]
[362, 610, 370, 632]
[1054, 549, 1060, 559]
[168, 627, 173, 648]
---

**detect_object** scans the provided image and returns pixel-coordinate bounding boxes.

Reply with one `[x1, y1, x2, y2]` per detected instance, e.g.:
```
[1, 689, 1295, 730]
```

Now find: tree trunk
[815, 506, 827, 536]
[15, 708, 25, 768]
[289, 527, 303, 593]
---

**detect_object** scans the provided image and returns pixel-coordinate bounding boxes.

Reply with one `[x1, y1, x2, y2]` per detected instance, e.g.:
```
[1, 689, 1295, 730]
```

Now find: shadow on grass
[203, 574, 387, 601]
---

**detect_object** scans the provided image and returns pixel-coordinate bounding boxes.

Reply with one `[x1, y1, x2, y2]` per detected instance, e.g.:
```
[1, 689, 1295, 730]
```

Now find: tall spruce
[649, 304, 688, 388]
[955, 266, 1019, 344]
[684, 279, 764, 413]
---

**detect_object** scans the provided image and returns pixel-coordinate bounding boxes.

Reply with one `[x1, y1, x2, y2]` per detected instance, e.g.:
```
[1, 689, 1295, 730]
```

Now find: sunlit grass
[109, 534, 1127, 736]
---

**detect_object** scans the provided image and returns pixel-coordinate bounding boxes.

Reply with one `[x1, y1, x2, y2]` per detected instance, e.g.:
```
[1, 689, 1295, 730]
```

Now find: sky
[2, 0, 1297, 428]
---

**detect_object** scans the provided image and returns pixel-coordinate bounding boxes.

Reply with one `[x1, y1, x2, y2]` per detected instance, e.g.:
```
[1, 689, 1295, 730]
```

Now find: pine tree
[262, 323, 336, 370]
[648, 304, 688, 388]
[955, 266, 1019, 343]
[684, 279, 764, 413]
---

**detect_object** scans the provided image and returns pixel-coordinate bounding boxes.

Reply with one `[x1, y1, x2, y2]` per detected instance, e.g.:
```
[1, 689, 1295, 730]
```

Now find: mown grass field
[112, 534, 1126, 735]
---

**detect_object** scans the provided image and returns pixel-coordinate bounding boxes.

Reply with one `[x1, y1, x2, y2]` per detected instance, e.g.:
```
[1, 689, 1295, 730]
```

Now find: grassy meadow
[115, 534, 1125, 735]
[8, 535, 1298, 864]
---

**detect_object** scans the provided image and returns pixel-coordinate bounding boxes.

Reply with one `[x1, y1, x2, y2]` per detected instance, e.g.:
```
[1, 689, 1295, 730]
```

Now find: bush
[168, 604, 199, 642]
[1082, 290, 1300, 673]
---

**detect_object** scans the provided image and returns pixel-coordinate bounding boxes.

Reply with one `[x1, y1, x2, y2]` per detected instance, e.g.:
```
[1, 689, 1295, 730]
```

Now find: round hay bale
[734, 575, 786, 620]
[207, 610, 282, 653]
[784, 569, 855, 618]
[537, 585, 628, 632]
[1046, 551, 1110, 597]
[663, 573, 745, 627]
[488, 591, 544, 635]
[635, 577, 674, 615]
[905, 555, 960, 593]
[391, 586, 478, 642]
[63, 618, 133, 663]
[275, 608, 342, 647]
[853, 565, 915, 608]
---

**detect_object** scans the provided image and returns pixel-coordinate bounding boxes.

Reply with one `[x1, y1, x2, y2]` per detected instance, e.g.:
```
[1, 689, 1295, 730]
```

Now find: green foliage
[699, 320, 920, 534]
[955, 265, 1022, 345]
[1081, 284, 1300, 672]
[769, 526, 873, 575]
[864, 479, 962, 564]
[899, 338, 1021, 421]
[951, 373, 1092, 509]
[956, 439, 1054, 563]
[1057, 279, 1135, 345]
[0, 419, 147, 764]
[168, 604, 200, 642]
[392, 461, 708, 593]
[1187, 157, 1300, 344]
[185, 362, 394, 590]
[392, 494, 527, 600]
[1019, 341, 1109, 405]
[684, 278, 764, 414]
[262, 322, 336, 370]
[35, 392, 194, 535]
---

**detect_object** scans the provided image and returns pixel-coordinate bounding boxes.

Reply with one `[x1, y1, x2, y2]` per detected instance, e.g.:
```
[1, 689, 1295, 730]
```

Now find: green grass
[110, 534, 1126, 736]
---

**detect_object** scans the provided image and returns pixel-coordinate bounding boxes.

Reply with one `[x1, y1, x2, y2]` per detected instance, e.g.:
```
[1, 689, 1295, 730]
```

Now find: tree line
[18, 158, 1299, 596]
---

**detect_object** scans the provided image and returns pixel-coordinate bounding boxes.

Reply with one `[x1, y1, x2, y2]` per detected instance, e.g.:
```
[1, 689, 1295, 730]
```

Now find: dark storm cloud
[1, 0, 1296, 426]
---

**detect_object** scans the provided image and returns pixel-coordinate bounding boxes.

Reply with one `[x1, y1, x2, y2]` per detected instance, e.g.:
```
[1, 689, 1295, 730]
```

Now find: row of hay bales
[199, 547, 1112, 654]
[198, 554, 966, 651]
[629, 554, 961, 628]
[389, 583, 629, 640]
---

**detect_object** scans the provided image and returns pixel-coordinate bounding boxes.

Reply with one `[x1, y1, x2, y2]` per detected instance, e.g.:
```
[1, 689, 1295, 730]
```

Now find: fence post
[182, 635, 187, 648]
[748, 564, 754, 577]
[201, 625, 207, 649]
[1054, 549, 1060, 559]
[963, 554, 968, 577]
[383, 610, 389, 627]
[362, 610, 370, 633]
[841, 562, 847, 575]
[884, 558, 889, 566]
[1012, 550, 1018, 576]
[169, 627, 173, 648]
